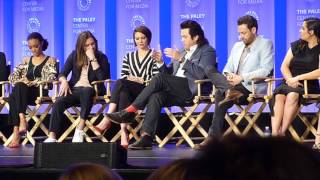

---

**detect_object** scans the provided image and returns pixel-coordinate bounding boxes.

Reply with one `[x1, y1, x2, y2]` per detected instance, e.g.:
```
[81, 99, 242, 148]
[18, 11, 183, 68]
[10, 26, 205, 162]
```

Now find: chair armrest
[37, 80, 57, 84]
[194, 79, 212, 84]
[264, 78, 284, 83]
[0, 81, 10, 85]
[251, 77, 270, 83]
[38, 80, 59, 98]
[302, 78, 320, 96]
[249, 77, 272, 95]
[193, 79, 215, 102]
[91, 79, 115, 97]
[91, 80, 108, 85]
[0, 81, 10, 97]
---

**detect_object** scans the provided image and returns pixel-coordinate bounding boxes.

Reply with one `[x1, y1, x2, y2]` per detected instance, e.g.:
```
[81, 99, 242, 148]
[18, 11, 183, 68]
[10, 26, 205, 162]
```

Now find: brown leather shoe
[194, 136, 214, 150]
[219, 89, 244, 106]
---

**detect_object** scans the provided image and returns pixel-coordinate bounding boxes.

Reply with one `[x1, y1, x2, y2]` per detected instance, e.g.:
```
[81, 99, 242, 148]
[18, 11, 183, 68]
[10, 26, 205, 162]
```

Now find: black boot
[128, 135, 153, 150]
[106, 110, 136, 124]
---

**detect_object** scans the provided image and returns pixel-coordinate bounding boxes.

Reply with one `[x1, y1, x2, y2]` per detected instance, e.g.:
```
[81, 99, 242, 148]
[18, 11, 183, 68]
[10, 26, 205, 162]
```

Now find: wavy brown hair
[76, 31, 98, 69]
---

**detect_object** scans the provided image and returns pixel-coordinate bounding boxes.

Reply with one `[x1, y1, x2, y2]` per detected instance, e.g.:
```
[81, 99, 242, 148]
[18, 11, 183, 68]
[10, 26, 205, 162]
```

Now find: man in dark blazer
[107, 20, 228, 149]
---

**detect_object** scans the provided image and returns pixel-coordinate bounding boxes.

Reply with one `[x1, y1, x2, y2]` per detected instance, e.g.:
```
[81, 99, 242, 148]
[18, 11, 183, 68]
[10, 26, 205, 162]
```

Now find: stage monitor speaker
[34, 142, 127, 169]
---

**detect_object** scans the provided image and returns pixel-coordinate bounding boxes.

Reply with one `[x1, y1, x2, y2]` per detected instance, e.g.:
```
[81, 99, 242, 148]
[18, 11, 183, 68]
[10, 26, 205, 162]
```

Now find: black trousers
[8, 82, 45, 126]
[132, 74, 193, 137]
[110, 79, 146, 111]
[208, 83, 251, 136]
[49, 87, 95, 134]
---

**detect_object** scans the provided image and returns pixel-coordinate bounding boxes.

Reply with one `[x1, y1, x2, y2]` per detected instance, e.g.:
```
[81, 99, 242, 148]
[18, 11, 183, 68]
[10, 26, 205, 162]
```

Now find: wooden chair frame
[223, 77, 270, 137]
[57, 80, 112, 143]
[157, 79, 214, 148]
[4, 80, 59, 146]
[264, 77, 320, 141]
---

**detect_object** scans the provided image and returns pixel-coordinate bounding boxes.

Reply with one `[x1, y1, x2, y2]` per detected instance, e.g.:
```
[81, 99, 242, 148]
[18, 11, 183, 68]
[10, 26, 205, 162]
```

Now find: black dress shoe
[194, 136, 214, 150]
[128, 135, 153, 150]
[106, 110, 136, 124]
[219, 89, 244, 106]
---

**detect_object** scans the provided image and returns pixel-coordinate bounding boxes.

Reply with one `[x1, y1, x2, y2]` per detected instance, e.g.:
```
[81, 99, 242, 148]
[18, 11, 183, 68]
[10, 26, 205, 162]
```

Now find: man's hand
[58, 78, 72, 96]
[226, 73, 243, 86]
[164, 48, 183, 62]
[152, 49, 163, 64]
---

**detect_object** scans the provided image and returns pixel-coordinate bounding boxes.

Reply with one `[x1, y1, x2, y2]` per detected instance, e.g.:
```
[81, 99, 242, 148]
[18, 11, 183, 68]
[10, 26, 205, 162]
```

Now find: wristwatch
[89, 58, 97, 62]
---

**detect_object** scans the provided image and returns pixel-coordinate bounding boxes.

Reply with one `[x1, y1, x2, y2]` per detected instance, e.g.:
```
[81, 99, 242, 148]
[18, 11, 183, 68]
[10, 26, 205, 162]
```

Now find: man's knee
[148, 93, 166, 106]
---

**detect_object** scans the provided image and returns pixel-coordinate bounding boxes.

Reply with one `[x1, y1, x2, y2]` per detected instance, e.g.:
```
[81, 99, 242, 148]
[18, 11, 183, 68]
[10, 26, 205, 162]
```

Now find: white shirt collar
[185, 44, 198, 60]
[187, 44, 198, 53]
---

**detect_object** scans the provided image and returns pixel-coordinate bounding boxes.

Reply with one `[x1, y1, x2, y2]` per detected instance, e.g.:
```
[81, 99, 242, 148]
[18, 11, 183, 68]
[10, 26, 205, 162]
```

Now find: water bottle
[264, 126, 271, 137]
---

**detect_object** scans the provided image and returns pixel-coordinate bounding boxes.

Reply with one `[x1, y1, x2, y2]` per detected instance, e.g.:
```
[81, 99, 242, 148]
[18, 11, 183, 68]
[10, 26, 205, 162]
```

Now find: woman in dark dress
[7, 32, 57, 148]
[271, 17, 320, 137]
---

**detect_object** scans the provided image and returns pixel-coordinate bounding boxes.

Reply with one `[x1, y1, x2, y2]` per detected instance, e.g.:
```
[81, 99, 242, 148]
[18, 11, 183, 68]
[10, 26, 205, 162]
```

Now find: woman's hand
[17, 77, 31, 86]
[286, 77, 302, 88]
[26, 80, 37, 87]
[127, 75, 144, 84]
[86, 48, 95, 61]
[59, 79, 72, 96]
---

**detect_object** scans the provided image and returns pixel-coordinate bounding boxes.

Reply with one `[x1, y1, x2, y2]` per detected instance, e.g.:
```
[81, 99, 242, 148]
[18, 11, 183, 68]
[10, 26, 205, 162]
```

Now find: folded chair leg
[159, 106, 196, 148]
[299, 111, 319, 140]
[57, 117, 80, 142]
[22, 104, 51, 145]
[176, 104, 210, 146]
[0, 131, 7, 143]
[3, 134, 13, 147]
[242, 102, 266, 136]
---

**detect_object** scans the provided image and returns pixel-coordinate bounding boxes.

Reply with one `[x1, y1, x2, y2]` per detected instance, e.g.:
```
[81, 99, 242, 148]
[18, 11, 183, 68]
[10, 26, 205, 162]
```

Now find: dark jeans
[208, 83, 251, 136]
[8, 82, 46, 126]
[49, 87, 95, 134]
[110, 79, 145, 111]
[132, 74, 193, 137]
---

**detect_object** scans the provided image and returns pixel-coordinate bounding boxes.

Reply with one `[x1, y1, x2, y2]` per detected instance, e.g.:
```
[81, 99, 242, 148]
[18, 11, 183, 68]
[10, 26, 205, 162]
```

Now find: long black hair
[295, 17, 320, 55]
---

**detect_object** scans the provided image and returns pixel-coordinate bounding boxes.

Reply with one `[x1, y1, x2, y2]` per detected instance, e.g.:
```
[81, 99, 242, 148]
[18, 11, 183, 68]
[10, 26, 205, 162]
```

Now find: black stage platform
[0, 143, 196, 180]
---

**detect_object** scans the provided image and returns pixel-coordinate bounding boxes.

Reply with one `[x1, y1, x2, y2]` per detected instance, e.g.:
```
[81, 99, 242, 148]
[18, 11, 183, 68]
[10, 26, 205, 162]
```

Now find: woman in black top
[94, 26, 160, 148]
[271, 18, 320, 137]
[8, 32, 57, 148]
[44, 31, 110, 143]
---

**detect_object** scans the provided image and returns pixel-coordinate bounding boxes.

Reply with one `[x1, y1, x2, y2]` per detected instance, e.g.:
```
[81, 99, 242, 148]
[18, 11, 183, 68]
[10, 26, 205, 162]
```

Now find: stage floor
[0, 143, 197, 180]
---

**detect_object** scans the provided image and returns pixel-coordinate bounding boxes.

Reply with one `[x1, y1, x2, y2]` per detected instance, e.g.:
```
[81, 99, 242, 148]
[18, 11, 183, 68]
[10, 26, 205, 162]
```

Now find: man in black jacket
[107, 20, 229, 150]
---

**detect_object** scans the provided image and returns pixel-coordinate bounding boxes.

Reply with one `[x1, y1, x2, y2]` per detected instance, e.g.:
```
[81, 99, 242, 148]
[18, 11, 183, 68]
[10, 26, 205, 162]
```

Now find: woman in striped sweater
[95, 26, 161, 148]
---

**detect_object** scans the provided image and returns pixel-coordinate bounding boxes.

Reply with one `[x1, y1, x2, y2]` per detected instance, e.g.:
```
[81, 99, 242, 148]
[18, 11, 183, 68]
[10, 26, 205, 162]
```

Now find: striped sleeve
[144, 56, 159, 81]
[121, 53, 130, 79]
